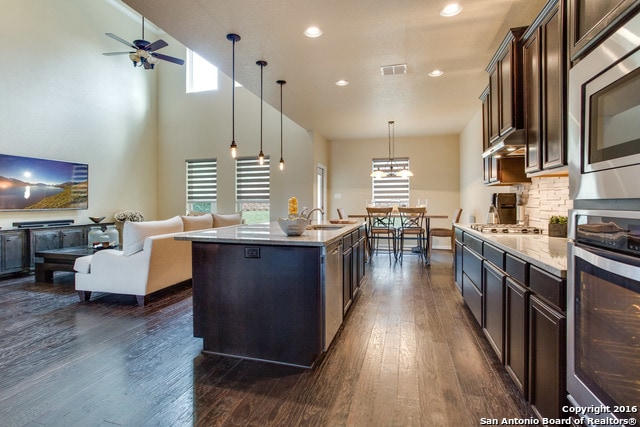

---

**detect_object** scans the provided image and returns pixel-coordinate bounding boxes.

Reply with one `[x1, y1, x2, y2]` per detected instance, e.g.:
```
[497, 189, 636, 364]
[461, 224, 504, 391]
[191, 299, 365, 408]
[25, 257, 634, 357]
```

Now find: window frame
[186, 158, 217, 214]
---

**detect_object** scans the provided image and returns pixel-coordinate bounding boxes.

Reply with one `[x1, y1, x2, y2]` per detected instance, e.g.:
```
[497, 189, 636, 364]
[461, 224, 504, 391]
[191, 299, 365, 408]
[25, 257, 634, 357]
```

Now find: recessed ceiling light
[335, 80, 349, 86]
[440, 3, 463, 17]
[304, 26, 323, 38]
[429, 69, 444, 77]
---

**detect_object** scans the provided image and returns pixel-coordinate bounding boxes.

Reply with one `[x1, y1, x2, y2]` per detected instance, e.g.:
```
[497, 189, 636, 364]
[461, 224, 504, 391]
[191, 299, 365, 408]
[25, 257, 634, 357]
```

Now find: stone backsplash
[516, 176, 572, 233]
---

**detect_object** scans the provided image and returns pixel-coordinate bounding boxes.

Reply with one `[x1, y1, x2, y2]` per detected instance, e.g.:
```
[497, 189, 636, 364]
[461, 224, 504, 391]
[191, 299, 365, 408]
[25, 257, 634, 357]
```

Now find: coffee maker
[486, 193, 517, 224]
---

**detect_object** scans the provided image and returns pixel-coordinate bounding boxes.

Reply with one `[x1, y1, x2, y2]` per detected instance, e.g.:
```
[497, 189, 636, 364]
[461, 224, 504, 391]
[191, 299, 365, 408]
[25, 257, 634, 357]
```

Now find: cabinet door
[483, 262, 506, 361]
[489, 66, 501, 143]
[454, 241, 463, 293]
[356, 236, 365, 286]
[342, 246, 353, 315]
[481, 86, 491, 151]
[499, 51, 514, 136]
[2, 232, 26, 273]
[61, 228, 85, 248]
[30, 230, 61, 268]
[505, 277, 529, 397]
[524, 30, 542, 173]
[541, 4, 565, 170]
[528, 295, 566, 420]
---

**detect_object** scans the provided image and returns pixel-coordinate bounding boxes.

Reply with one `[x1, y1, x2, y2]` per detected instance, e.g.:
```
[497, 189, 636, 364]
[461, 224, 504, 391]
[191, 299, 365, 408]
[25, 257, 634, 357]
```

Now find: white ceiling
[120, 0, 547, 140]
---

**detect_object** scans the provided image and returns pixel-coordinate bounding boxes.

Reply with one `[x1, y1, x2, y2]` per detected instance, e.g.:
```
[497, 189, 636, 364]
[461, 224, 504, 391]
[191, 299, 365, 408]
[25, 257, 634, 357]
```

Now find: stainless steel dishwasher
[323, 239, 343, 350]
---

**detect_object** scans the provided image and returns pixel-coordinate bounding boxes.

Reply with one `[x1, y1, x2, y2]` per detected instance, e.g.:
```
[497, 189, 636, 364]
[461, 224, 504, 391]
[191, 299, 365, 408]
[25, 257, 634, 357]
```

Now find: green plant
[549, 215, 568, 224]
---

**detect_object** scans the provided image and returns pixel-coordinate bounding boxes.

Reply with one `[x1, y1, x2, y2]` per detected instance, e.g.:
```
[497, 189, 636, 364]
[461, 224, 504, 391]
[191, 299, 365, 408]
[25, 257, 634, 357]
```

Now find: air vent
[380, 64, 407, 76]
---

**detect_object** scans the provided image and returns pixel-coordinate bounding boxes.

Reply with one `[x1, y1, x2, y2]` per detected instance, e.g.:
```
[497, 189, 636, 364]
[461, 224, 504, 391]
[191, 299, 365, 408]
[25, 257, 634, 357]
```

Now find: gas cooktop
[470, 224, 542, 234]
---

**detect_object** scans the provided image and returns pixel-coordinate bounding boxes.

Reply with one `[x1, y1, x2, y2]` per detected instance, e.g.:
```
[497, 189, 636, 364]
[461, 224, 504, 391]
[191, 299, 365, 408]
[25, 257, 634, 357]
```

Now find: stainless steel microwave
[569, 11, 640, 200]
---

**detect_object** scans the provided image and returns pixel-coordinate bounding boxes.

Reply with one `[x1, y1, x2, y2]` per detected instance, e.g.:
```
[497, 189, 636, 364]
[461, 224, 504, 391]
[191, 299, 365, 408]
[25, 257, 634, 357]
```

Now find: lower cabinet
[30, 226, 87, 269]
[505, 277, 530, 397]
[454, 240, 463, 292]
[1, 231, 27, 274]
[529, 294, 566, 421]
[343, 226, 366, 316]
[462, 246, 483, 325]
[342, 242, 353, 314]
[483, 262, 506, 362]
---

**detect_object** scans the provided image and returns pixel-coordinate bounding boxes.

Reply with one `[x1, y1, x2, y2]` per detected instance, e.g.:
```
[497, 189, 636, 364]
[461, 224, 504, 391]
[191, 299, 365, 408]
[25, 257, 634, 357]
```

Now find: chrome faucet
[301, 207, 324, 222]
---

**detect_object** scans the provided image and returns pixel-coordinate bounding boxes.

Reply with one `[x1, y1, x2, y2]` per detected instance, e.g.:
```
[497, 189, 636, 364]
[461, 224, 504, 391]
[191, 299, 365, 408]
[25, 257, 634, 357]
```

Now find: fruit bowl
[277, 217, 311, 236]
[89, 216, 106, 223]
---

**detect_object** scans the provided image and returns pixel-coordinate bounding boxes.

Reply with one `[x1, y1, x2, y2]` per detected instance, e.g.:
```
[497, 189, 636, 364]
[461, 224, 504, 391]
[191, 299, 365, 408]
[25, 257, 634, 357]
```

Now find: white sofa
[74, 213, 242, 305]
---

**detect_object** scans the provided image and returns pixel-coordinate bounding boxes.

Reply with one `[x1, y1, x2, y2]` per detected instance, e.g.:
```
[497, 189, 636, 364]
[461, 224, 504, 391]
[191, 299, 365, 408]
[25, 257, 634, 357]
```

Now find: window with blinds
[236, 156, 270, 223]
[371, 157, 411, 206]
[186, 158, 217, 213]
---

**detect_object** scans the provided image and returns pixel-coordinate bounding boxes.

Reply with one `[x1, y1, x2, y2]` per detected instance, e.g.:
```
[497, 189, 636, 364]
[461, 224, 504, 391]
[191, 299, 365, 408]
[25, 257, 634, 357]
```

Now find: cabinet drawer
[483, 243, 505, 270]
[463, 273, 483, 326]
[455, 228, 464, 243]
[462, 246, 483, 290]
[463, 233, 483, 254]
[528, 265, 565, 311]
[506, 253, 528, 285]
[342, 233, 352, 248]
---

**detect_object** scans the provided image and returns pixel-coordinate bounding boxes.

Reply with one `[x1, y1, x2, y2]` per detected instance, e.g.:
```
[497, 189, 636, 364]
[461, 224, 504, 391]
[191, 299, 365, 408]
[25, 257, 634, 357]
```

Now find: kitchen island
[176, 221, 365, 368]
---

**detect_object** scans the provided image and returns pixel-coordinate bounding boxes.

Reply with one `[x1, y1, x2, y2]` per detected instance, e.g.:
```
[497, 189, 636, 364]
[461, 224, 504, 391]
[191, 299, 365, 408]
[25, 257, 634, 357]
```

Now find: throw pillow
[181, 214, 213, 231]
[123, 216, 183, 256]
[213, 212, 243, 228]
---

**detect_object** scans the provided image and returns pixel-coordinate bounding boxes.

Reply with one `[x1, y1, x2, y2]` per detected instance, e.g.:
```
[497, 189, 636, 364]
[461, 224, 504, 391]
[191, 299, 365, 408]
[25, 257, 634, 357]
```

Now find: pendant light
[277, 80, 286, 171]
[256, 60, 267, 165]
[227, 33, 241, 158]
[370, 120, 413, 178]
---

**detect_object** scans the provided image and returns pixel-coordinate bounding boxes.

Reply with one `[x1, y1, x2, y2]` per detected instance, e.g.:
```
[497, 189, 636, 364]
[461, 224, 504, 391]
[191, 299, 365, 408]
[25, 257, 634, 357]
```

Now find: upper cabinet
[523, 0, 567, 174]
[568, 0, 640, 62]
[487, 27, 528, 145]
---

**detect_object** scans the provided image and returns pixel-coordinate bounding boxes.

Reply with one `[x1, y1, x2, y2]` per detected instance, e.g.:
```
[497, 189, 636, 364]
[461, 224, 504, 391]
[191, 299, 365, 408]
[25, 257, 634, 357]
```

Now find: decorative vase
[87, 226, 104, 247]
[548, 223, 567, 238]
[106, 225, 119, 247]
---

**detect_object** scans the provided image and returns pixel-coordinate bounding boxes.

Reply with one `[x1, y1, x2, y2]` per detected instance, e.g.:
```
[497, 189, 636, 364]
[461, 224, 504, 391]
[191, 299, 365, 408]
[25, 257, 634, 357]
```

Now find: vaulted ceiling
[121, 0, 546, 140]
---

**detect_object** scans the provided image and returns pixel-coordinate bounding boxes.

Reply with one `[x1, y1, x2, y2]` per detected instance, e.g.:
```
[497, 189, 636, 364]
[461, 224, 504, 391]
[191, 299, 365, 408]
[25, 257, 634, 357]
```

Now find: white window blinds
[236, 156, 270, 201]
[186, 158, 217, 203]
[371, 157, 411, 205]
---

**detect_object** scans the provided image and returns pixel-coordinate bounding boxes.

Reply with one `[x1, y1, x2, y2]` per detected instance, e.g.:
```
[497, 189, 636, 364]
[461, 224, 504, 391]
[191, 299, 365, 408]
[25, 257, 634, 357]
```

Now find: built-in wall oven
[568, 11, 640, 200]
[567, 209, 640, 424]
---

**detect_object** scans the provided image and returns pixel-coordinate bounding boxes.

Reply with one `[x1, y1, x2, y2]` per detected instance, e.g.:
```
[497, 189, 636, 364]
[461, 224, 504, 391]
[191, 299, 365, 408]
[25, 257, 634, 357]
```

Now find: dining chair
[428, 208, 462, 262]
[397, 206, 427, 265]
[366, 206, 396, 263]
[337, 208, 346, 219]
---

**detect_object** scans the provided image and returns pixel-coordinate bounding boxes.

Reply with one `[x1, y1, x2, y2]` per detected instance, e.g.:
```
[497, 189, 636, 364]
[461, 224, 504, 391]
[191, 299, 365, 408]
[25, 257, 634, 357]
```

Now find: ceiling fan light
[147, 55, 159, 64]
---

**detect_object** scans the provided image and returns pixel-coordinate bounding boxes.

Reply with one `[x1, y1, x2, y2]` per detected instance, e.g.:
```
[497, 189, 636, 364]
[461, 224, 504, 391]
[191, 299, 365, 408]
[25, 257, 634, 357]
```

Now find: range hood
[482, 129, 525, 158]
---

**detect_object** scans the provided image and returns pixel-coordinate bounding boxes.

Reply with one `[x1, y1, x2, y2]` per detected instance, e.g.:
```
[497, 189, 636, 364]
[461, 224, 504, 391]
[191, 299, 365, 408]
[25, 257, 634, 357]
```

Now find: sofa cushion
[181, 214, 213, 231]
[213, 212, 243, 228]
[123, 216, 184, 256]
[74, 255, 93, 274]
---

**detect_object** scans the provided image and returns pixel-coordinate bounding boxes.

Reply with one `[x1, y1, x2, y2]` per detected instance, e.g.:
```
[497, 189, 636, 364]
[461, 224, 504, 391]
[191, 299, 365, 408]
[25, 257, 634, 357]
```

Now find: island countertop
[175, 220, 365, 247]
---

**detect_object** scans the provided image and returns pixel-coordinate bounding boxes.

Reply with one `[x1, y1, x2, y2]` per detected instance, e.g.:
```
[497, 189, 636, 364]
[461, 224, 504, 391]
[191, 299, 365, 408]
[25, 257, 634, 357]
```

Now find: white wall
[0, 0, 158, 228]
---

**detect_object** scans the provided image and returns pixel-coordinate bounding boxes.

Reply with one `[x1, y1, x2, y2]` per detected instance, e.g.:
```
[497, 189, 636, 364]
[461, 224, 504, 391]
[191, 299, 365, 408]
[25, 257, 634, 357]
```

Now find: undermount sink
[307, 224, 345, 230]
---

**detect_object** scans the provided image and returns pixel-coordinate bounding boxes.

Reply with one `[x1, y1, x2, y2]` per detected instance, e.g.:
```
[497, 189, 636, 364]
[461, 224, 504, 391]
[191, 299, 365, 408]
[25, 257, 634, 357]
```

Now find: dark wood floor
[0, 251, 532, 426]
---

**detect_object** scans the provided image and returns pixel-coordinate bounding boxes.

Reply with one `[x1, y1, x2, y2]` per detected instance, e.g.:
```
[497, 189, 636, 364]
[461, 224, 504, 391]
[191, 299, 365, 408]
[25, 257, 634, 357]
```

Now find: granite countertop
[456, 224, 568, 278]
[175, 220, 365, 247]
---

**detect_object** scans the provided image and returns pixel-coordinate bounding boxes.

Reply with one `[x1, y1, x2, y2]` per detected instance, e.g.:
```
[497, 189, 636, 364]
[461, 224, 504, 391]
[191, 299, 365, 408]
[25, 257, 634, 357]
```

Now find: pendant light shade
[370, 120, 414, 178]
[227, 33, 241, 158]
[277, 80, 286, 171]
[256, 60, 267, 165]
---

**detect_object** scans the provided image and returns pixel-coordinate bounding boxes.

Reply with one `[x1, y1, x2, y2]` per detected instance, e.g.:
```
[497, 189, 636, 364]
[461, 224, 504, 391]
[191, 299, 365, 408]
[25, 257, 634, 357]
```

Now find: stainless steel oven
[569, 11, 640, 200]
[567, 209, 640, 424]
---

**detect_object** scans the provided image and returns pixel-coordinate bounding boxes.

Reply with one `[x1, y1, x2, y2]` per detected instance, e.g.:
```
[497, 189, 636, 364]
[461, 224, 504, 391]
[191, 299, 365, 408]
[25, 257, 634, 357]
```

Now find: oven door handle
[573, 245, 640, 276]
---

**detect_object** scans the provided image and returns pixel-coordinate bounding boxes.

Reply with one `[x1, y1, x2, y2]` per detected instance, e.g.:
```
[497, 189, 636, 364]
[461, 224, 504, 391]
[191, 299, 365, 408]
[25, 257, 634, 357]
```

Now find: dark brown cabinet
[484, 155, 530, 186]
[343, 226, 366, 316]
[528, 295, 566, 421]
[505, 277, 530, 397]
[1, 231, 27, 274]
[486, 27, 527, 144]
[568, 0, 640, 61]
[524, 0, 567, 174]
[483, 261, 506, 361]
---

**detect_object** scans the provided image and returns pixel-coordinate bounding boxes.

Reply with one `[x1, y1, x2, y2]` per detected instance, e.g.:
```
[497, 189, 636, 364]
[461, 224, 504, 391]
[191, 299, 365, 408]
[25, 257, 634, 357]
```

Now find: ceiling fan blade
[105, 32, 136, 49]
[103, 51, 133, 56]
[151, 52, 185, 65]
[146, 39, 168, 52]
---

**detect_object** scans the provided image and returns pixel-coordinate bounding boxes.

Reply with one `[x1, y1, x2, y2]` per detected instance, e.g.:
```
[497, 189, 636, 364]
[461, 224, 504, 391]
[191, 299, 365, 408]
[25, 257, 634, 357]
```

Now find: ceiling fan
[103, 17, 184, 69]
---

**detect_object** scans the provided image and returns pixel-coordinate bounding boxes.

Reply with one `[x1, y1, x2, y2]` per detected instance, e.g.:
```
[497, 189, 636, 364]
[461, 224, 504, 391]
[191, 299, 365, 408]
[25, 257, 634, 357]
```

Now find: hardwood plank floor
[0, 251, 532, 426]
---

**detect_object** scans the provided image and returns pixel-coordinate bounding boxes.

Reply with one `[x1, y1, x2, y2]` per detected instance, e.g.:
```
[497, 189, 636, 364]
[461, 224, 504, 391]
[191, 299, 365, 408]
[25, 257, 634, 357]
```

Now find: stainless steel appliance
[470, 224, 542, 234]
[569, 12, 640, 200]
[489, 193, 517, 224]
[323, 239, 343, 351]
[567, 209, 640, 424]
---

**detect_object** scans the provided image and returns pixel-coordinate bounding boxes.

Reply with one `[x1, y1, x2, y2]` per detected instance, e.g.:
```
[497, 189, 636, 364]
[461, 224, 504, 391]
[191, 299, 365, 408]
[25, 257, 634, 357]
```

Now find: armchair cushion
[213, 212, 243, 228]
[181, 214, 213, 231]
[123, 216, 183, 256]
[74, 255, 92, 274]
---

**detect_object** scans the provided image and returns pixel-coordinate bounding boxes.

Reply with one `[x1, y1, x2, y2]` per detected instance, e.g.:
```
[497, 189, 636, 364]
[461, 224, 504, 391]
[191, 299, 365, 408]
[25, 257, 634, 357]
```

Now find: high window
[186, 158, 217, 213]
[186, 49, 218, 93]
[371, 157, 411, 206]
[236, 156, 270, 224]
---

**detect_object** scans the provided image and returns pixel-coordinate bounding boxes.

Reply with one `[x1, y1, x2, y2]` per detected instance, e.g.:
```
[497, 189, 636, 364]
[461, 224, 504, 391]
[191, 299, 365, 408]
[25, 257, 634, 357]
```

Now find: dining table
[348, 212, 448, 264]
